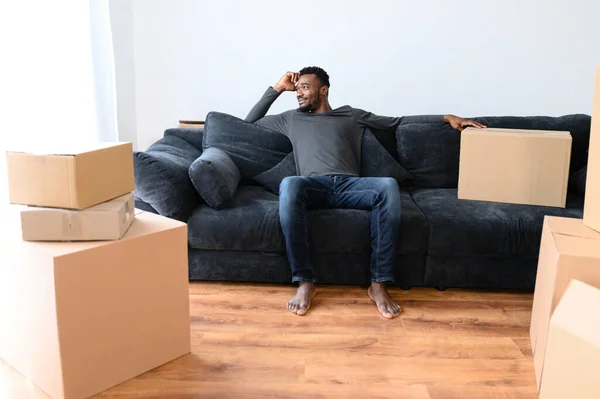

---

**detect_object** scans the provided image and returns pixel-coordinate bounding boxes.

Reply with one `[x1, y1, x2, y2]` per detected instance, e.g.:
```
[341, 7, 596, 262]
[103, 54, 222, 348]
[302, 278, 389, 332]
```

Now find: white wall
[118, 0, 600, 150]
[110, 0, 138, 149]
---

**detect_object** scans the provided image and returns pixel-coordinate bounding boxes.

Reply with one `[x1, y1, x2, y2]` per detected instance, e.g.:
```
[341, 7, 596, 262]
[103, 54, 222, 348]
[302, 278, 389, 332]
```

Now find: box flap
[545, 216, 600, 240]
[81, 193, 133, 212]
[21, 193, 133, 215]
[551, 280, 600, 348]
[553, 233, 600, 258]
[6, 142, 132, 157]
[463, 127, 571, 138]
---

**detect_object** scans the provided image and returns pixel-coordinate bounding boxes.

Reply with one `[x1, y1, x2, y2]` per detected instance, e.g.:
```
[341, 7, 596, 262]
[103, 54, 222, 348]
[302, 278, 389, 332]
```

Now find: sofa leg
[435, 286, 447, 292]
[401, 285, 411, 290]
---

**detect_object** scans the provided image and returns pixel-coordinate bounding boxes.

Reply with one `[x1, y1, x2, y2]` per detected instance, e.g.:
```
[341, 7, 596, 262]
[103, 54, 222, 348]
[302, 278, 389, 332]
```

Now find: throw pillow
[164, 127, 204, 151]
[133, 135, 202, 222]
[203, 111, 292, 178]
[254, 152, 297, 194]
[252, 129, 412, 194]
[189, 147, 241, 210]
[361, 128, 413, 185]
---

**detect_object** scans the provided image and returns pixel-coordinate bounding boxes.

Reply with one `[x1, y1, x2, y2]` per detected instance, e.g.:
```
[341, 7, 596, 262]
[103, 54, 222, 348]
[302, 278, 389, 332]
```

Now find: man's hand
[444, 114, 486, 132]
[274, 71, 299, 93]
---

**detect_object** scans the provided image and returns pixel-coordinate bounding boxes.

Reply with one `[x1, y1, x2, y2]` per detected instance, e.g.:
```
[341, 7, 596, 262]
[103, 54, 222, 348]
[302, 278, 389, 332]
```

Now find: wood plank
[475, 289, 534, 303]
[97, 381, 431, 399]
[400, 299, 531, 319]
[305, 351, 535, 386]
[427, 384, 536, 399]
[401, 316, 530, 338]
[191, 311, 407, 335]
[195, 332, 525, 360]
[189, 282, 485, 301]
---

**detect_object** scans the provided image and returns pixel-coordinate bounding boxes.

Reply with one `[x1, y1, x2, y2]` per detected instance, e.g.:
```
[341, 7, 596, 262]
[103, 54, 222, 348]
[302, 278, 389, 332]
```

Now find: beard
[298, 103, 313, 113]
[298, 95, 319, 113]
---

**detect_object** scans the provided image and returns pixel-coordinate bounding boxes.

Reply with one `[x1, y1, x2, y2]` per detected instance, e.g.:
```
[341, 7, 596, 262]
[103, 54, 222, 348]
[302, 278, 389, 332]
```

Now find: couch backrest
[396, 114, 592, 188]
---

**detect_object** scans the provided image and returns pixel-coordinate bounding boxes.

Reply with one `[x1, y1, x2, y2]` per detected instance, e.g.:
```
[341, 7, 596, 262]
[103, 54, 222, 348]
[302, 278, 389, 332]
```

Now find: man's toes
[296, 305, 308, 316]
[378, 304, 394, 319]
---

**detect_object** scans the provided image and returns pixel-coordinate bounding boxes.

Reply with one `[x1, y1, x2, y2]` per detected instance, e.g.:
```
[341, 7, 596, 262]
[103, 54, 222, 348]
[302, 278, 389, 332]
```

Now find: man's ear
[321, 86, 329, 97]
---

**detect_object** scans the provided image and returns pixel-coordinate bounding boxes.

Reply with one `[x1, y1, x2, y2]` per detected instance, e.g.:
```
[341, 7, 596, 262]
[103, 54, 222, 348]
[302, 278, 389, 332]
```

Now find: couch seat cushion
[187, 186, 428, 254]
[411, 188, 584, 258]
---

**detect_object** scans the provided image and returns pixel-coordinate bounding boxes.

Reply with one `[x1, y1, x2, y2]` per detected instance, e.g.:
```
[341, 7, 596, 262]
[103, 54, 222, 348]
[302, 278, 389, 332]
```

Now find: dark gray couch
[133, 113, 591, 290]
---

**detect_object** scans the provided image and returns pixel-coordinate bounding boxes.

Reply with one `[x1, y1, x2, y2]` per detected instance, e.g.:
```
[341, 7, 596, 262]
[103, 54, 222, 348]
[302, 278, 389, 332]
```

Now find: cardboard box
[538, 280, 600, 398]
[6, 142, 134, 210]
[458, 127, 572, 207]
[0, 210, 191, 399]
[529, 216, 600, 390]
[178, 119, 204, 129]
[584, 67, 600, 232]
[20, 193, 135, 242]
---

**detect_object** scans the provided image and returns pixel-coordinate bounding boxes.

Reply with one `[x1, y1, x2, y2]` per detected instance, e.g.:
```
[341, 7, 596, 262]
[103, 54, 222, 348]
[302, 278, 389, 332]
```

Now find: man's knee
[280, 176, 306, 198]
[378, 177, 399, 195]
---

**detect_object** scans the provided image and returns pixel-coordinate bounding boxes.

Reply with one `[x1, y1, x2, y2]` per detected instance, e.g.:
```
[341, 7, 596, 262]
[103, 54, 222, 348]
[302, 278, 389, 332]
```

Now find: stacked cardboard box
[584, 67, 600, 232]
[1, 142, 191, 398]
[538, 280, 600, 399]
[530, 216, 600, 389]
[6, 142, 136, 241]
[178, 119, 204, 129]
[531, 67, 600, 393]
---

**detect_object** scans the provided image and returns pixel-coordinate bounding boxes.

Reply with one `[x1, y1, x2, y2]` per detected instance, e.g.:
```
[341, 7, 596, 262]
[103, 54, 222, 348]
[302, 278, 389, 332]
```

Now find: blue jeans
[279, 175, 402, 284]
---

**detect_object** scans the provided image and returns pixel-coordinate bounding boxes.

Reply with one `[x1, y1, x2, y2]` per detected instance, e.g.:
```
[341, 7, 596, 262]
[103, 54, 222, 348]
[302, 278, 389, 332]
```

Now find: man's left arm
[353, 109, 486, 132]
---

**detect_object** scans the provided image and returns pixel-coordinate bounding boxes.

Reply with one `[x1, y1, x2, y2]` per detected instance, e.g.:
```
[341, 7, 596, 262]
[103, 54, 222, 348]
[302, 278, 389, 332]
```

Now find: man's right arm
[244, 72, 299, 134]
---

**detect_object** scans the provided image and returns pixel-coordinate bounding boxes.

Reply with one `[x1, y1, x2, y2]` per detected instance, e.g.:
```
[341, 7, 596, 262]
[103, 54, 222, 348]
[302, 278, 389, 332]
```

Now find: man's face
[296, 74, 325, 113]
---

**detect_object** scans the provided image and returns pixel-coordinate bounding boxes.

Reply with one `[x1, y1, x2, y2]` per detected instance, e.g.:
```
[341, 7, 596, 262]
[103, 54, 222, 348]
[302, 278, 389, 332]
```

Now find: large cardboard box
[6, 142, 134, 210]
[0, 210, 191, 399]
[178, 119, 204, 129]
[584, 67, 600, 232]
[20, 193, 135, 242]
[458, 127, 572, 207]
[529, 216, 600, 390]
[539, 280, 600, 398]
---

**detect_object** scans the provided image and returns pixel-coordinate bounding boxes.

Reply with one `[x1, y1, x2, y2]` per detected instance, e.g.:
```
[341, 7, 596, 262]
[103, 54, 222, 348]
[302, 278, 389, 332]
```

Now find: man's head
[296, 66, 330, 113]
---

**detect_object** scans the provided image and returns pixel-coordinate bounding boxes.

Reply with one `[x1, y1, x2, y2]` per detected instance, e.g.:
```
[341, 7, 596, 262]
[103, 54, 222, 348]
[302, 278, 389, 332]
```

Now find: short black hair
[299, 66, 330, 88]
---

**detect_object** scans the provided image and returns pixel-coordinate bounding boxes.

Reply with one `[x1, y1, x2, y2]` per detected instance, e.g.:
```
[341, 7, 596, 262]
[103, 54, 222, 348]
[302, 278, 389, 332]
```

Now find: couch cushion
[133, 135, 202, 222]
[187, 185, 428, 254]
[252, 128, 412, 194]
[411, 188, 584, 258]
[189, 147, 241, 210]
[254, 152, 297, 195]
[361, 128, 413, 185]
[203, 112, 293, 178]
[397, 114, 591, 188]
[163, 128, 204, 151]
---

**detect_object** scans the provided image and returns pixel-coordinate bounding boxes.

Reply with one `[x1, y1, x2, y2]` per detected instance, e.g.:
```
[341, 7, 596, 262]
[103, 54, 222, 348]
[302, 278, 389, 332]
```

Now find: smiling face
[296, 74, 328, 113]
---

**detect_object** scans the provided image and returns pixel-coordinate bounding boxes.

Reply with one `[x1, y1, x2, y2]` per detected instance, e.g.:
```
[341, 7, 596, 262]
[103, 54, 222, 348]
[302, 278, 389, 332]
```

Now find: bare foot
[287, 282, 316, 316]
[368, 282, 401, 319]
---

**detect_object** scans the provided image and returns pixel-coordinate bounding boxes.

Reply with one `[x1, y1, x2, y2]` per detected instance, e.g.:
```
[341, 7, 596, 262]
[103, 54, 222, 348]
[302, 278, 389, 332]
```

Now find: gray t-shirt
[245, 87, 444, 177]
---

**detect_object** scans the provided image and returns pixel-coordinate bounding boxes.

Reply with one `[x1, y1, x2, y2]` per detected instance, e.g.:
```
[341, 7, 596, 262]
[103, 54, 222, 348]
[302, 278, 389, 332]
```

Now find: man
[245, 66, 484, 319]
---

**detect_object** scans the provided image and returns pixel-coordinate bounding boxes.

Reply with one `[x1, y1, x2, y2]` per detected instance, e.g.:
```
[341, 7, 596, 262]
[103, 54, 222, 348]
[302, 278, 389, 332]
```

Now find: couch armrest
[133, 135, 203, 221]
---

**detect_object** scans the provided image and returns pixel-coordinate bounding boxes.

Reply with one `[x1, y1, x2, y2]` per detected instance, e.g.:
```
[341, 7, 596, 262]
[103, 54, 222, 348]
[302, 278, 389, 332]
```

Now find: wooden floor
[1, 283, 537, 398]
